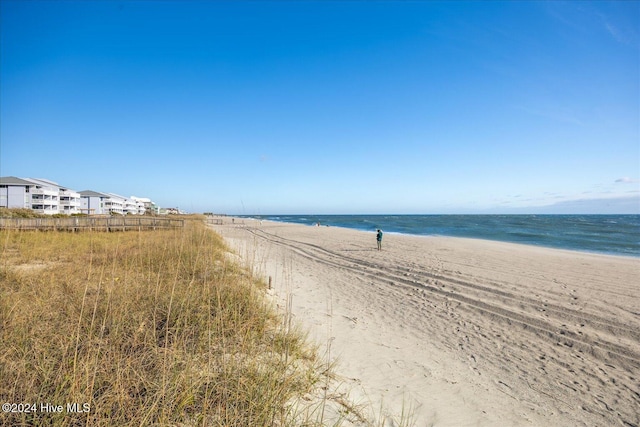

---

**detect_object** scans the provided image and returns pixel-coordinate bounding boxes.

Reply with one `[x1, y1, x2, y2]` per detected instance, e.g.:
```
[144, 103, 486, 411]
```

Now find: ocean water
[243, 214, 640, 257]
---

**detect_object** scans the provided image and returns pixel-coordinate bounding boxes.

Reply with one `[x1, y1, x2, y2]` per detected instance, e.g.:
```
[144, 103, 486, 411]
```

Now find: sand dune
[210, 218, 639, 426]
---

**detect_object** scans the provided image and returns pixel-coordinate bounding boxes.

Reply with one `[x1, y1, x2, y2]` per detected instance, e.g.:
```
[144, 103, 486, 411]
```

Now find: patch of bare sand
[11, 261, 53, 274]
[210, 218, 639, 427]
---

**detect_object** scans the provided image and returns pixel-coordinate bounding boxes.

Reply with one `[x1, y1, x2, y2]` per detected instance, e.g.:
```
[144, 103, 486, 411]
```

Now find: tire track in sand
[240, 225, 640, 427]
[244, 227, 640, 369]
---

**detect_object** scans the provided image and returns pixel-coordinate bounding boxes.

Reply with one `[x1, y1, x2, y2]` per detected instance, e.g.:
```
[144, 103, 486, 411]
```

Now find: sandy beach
[209, 218, 639, 427]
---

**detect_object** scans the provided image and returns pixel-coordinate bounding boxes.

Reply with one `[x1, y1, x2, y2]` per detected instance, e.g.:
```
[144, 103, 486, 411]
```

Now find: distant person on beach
[376, 229, 383, 251]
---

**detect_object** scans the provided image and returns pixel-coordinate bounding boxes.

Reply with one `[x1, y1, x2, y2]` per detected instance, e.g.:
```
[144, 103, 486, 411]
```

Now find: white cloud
[600, 13, 639, 46]
[604, 21, 627, 44]
[615, 177, 639, 184]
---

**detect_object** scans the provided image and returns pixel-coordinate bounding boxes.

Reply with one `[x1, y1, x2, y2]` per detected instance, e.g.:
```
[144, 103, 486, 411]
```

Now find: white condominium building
[1, 176, 158, 216]
[0, 176, 80, 215]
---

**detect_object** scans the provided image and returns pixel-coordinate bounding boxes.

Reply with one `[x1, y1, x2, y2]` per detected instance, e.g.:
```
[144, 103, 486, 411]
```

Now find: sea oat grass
[0, 218, 321, 426]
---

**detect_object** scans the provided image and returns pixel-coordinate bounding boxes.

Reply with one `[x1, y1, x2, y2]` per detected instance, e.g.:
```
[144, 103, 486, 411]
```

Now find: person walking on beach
[376, 229, 383, 251]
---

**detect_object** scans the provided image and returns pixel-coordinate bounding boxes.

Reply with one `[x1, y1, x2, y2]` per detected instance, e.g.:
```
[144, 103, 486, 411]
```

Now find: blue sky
[1, 1, 638, 214]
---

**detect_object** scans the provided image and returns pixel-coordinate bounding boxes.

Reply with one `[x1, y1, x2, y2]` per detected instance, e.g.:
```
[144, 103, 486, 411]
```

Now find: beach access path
[209, 218, 639, 427]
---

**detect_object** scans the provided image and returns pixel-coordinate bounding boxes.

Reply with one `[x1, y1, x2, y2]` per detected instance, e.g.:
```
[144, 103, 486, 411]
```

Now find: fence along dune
[0, 216, 184, 231]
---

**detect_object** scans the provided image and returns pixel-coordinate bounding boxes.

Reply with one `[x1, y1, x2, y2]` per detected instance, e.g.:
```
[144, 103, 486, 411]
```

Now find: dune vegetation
[0, 216, 332, 426]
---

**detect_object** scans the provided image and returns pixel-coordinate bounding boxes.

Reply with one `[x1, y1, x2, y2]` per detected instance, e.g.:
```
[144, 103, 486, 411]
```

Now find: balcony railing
[31, 201, 59, 207]
[32, 195, 58, 201]
[31, 188, 58, 196]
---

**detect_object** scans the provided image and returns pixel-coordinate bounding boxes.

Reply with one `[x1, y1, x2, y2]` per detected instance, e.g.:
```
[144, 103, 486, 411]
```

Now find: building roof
[23, 178, 81, 192]
[79, 190, 110, 198]
[106, 192, 127, 200]
[26, 177, 59, 186]
[0, 176, 36, 186]
[1, 177, 80, 193]
[131, 196, 152, 203]
[22, 178, 58, 188]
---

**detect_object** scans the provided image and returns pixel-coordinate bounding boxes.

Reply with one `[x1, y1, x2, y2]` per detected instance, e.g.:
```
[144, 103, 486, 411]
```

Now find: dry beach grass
[0, 217, 357, 426]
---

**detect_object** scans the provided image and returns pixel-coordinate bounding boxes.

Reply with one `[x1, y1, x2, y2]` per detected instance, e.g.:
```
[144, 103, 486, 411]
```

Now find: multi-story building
[80, 192, 159, 216]
[0, 176, 76, 215]
[131, 196, 158, 215]
[2, 176, 161, 216]
[0, 176, 35, 210]
[78, 190, 110, 215]
[57, 187, 81, 215]
[103, 193, 125, 215]
[123, 197, 139, 215]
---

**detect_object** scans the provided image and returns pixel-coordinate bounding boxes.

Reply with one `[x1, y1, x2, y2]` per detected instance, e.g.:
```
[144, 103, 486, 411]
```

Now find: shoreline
[229, 215, 640, 259]
[209, 217, 639, 426]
